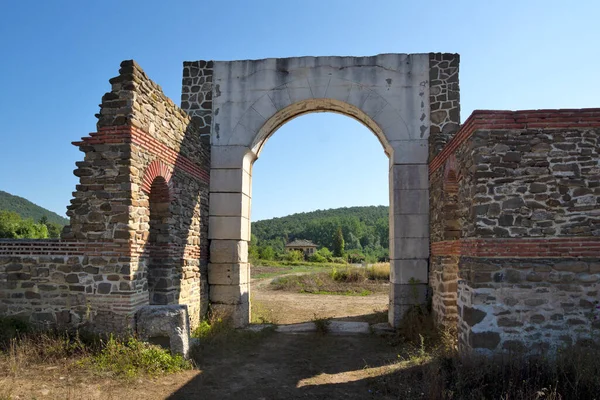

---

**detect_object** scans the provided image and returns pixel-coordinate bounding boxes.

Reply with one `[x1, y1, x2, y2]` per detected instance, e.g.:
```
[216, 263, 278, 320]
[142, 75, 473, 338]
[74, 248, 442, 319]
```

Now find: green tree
[0, 211, 48, 239]
[285, 249, 304, 262]
[332, 226, 345, 257]
[259, 246, 275, 260]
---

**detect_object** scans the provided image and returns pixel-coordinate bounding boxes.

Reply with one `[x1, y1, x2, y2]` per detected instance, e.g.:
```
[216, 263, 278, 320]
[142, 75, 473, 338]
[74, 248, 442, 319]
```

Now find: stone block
[392, 191, 429, 215]
[211, 302, 249, 328]
[391, 164, 428, 190]
[210, 283, 249, 305]
[136, 305, 191, 358]
[210, 192, 251, 217]
[390, 237, 429, 259]
[208, 263, 250, 285]
[390, 259, 428, 284]
[391, 214, 429, 238]
[210, 168, 251, 195]
[208, 216, 250, 240]
[469, 331, 500, 350]
[389, 282, 429, 306]
[209, 240, 248, 263]
[211, 145, 253, 171]
[390, 140, 428, 164]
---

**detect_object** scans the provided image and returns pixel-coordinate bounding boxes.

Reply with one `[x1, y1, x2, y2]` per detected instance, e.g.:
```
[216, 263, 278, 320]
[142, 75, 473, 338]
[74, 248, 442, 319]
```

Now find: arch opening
[147, 176, 173, 305]
[250, 98, 392, 163]
[248, 111, 391, 325]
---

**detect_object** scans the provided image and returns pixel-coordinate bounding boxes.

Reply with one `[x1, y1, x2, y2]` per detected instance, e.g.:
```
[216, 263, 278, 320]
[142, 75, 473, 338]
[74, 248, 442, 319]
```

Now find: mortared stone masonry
[1, 56, 599, 355]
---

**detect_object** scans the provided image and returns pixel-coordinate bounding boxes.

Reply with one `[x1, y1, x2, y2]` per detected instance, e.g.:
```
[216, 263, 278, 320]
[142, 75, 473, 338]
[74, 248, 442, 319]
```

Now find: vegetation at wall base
[0, 317, 192, 380]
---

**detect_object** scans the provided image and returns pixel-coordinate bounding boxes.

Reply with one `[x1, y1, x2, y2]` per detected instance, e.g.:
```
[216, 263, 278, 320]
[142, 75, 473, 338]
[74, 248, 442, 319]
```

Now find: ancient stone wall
[428, 53, 461, 159]
[430, 109, 600, 354]
[0, 61, 210, 331]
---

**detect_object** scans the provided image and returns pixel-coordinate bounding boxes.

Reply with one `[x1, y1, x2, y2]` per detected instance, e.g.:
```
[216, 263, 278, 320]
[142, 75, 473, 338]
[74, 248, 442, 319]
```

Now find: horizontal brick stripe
[431, 237, 600, 258]
[73, 126, 209, 184]
[429, 108, 600, 175]
[0, 240, 130, 257]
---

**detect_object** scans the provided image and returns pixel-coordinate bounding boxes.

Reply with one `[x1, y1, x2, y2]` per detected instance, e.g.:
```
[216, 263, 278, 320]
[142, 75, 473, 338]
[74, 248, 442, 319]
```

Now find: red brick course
[73, 126, 209, 184]
[429, 108, 600, 175]
[431, 237, 600, 258]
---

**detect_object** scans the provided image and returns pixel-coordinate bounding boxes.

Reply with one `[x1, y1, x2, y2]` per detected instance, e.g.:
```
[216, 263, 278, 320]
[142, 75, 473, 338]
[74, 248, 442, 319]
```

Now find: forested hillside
[0, 190, 68, 239]
[0, 190, 68, 225]
[251, 206, 389, 261]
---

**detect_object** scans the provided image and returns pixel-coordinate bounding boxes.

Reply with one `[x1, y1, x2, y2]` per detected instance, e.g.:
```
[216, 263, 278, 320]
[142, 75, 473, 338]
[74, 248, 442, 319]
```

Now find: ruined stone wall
[428, 53, 460, 159]
[0, 61, 210, 331]
[430, 109, 600, 354]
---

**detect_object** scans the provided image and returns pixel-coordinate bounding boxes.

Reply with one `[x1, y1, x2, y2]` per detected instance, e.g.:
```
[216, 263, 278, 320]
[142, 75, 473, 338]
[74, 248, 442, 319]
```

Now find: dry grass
[364, 262, 390, 280]
[270, 265, 389, 295]
[0, 317, 191, 384]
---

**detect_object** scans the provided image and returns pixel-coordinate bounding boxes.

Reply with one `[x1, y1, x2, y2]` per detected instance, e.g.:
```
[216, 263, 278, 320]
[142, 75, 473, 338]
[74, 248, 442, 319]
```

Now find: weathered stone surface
[136, 305, 191, 358]
[470, 331, 501, 350]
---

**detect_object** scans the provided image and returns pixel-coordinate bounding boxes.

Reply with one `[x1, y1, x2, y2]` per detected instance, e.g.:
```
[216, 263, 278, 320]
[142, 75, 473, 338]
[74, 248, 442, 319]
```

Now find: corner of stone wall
[428, 53, 460, 161]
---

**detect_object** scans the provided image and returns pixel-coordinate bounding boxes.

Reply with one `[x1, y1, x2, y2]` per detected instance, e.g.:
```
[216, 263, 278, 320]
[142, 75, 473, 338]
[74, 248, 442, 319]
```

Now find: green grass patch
[270, 267, 388, 295]
[84, 335, 192, 379]
[301, 289, 372, 296]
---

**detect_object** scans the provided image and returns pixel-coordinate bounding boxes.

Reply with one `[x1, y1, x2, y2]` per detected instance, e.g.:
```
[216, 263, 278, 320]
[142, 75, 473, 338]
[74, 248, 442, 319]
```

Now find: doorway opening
[249, 112, 390, 327]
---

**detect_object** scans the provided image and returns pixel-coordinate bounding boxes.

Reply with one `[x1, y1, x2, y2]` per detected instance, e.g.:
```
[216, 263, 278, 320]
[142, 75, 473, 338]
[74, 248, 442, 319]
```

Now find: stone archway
[181, 54, 460, 327]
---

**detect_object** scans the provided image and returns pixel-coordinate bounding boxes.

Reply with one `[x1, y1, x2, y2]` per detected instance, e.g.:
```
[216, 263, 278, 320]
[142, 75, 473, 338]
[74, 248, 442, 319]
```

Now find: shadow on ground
[168, 329, 425, 400]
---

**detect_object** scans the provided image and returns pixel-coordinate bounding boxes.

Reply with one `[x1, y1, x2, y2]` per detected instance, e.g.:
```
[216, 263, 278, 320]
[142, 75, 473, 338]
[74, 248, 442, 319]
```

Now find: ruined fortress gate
[181, 54, 458, 327]
[2, 53, 599, 355]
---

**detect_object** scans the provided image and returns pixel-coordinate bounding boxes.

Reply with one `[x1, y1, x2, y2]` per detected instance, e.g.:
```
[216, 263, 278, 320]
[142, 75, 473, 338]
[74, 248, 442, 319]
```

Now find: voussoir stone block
[136, 305, 191, 358]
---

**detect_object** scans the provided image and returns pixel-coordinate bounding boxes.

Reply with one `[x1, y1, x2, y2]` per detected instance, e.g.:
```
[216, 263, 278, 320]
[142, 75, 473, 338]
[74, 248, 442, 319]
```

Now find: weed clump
[85, 335, 192, 378]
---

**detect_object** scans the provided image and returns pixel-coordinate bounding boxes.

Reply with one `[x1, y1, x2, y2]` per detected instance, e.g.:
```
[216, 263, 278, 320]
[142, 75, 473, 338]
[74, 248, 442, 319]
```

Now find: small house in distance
[285, 239, 318, 257]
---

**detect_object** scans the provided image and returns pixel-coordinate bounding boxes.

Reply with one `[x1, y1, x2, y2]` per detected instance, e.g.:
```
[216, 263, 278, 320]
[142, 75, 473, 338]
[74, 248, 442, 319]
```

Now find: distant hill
[0, 190, 68, 225]
[252, 205, 389, 254]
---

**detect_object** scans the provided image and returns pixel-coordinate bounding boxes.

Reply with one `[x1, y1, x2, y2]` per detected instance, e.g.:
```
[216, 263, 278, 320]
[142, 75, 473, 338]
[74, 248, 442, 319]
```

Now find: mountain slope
[0, 190, 68, 225]
[251, 205, 389, 252]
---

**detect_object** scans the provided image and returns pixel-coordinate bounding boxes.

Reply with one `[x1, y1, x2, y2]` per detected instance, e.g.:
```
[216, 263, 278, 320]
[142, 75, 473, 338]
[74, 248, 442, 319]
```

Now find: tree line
[0, 211, 63, 239]
[250, 206, 389, 263]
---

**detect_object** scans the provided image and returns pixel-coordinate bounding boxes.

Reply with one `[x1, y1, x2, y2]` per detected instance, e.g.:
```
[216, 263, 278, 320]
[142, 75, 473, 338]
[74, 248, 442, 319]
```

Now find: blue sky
[0, 1, 598, 221]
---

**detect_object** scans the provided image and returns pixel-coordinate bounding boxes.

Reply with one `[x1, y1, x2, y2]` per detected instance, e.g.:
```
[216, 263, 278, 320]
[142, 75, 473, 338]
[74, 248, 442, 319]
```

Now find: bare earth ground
[1, 334, 410, 400]
[1, 269, 401, 399]
[251, 273, 389, 324]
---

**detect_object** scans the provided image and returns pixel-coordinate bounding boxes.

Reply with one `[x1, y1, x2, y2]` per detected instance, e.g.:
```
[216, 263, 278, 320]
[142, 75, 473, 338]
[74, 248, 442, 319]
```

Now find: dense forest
[251, 206, 390, 262]
[0, 191, 68, 239]
[0, 190, 68, 225]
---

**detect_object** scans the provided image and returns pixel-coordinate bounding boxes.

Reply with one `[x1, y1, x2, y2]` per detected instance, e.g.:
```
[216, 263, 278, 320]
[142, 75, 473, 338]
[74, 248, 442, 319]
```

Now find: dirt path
[2, 334, 412, 400]
[251, 276, 389, 324]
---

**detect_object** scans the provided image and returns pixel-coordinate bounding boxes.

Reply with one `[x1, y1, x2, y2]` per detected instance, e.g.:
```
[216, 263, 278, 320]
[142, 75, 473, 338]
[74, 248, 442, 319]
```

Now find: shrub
[330, 267, 365, 283]
[330, 257, 347, 264]
[317, 247, 333, 259]
[347, 253, 365, 263]
[86, 335, 192, 378]
[285, 250, 304, 262]
[308, 253, 327, 263]
[259, 246, 275, 260]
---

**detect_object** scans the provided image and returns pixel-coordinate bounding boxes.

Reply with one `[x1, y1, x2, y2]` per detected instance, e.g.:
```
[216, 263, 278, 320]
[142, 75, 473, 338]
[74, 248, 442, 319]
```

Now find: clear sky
[0, 1, 598, 222]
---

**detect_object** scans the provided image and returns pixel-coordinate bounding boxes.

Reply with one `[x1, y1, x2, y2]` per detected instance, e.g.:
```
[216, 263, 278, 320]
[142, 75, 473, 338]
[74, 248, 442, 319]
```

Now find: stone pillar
[388, 156, 430, 327]
[207, 147, 253, 327]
